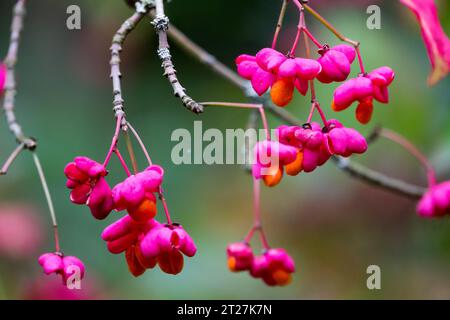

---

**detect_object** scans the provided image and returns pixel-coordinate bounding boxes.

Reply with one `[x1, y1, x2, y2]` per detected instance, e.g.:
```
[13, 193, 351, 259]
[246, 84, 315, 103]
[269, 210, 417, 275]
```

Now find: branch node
[23, 137, 37, 151]
[157, 47, 172, 60]
[181, 96, 204, 114]
[151, 14, 169, 31]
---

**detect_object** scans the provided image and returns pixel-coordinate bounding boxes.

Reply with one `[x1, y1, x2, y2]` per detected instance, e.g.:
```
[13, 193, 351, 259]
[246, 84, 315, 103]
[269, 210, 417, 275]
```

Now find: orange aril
[270, 78, 294, 107]
[263, 166, 283, 187]
[285, 151, 303, 176]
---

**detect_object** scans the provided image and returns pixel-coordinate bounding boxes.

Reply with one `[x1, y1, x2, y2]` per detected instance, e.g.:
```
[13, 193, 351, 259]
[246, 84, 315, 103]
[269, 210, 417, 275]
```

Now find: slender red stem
[253, 177, 270, 249]
[289, 28, 304, 56]
[253, 177, 261, 227]
[315, 102, 328, 126]
[302, 19, 319, 107]
[258, 107, 271, 142]
[244, 178, 270, 249]
[158, 187, 172, 225]
[302, 15, 327, 126]
[244, 226, 257, 244]
[356, 47, 366, 74]
[272, 0, 289, 49]
[114, 148, 132, 177]
[103, 114, 123, 168]
[259, 229, 270, 251]
[306, 102, 316, 123]
[53, 226, 61, 253]
[306, 101, 327, 126]
[303, 28, 322, 48]
[290, 4, 319, 55]
[292, 0, 303, 11]
[380, 129, 436, 187]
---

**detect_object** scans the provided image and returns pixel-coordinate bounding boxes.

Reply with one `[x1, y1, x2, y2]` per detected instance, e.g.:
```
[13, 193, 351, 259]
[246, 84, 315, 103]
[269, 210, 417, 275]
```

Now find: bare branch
[0, 142, 25, 175]
[1, 0, 36, 175]
[151, 1, 203, 114]
[2, 0, 34, 146]
[110, 11, 145, 120]
[331, 157, 425, 199]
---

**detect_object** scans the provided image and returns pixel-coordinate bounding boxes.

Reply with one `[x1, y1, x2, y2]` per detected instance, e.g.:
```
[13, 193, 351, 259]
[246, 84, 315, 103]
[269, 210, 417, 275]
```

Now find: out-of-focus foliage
[0, 0, 449, 299]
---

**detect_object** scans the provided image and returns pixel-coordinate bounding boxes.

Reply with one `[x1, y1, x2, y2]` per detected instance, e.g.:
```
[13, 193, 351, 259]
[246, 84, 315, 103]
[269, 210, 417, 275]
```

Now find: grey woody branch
[151, 0, 203, 114]
[2, 0, 34, 147]
[331, 157, 425, 199]
[110, 11, 145, 121]
[1, 0, 36, 175]
[161, 19, 426, 199]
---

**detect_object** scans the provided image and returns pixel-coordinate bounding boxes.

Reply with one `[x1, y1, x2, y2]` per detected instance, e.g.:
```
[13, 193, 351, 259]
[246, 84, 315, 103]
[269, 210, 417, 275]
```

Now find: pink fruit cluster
[236, 43, 395, 124]
[64, 157, 114, 220]
[252, 140, 298, 187]
[112, 165, 163, 222]
[64, 157, 162, 222]
[38, 252, 85, 285]
[253, 120, 368, 187]
[102, 216, 196, 276]
[227, 243, 295, 286]
[64, 157, 196, 277]
[332, 67, 395, 124]
[417, 182, 450, 217]
[237, 48, 322, 107]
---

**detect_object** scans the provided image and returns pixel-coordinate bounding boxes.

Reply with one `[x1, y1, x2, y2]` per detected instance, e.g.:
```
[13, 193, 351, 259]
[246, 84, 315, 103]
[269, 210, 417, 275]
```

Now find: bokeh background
[0, 0, 450, 299]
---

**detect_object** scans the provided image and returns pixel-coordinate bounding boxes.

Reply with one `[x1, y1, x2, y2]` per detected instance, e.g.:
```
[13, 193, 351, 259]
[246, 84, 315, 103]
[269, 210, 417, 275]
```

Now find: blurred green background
[0, 0, 450, 299]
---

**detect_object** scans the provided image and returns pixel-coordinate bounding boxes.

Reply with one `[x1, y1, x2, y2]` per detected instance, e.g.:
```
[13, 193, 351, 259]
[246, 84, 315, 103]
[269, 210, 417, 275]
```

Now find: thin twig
[103, 114, 124, 167]
[303, 4, 359, 47]
[380, 128, 436, 187]
[302, 3, 367, 74]
[114, 148, 132, 177]
[272, 0, 289, 49]
[151, 1, 203, 113]
[126, 121, 153, 165]
[158, 187, 172, 225]
[33, 152, 61, 252]
[201, 102, 270, 141]
[0, 142, 25, 175]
